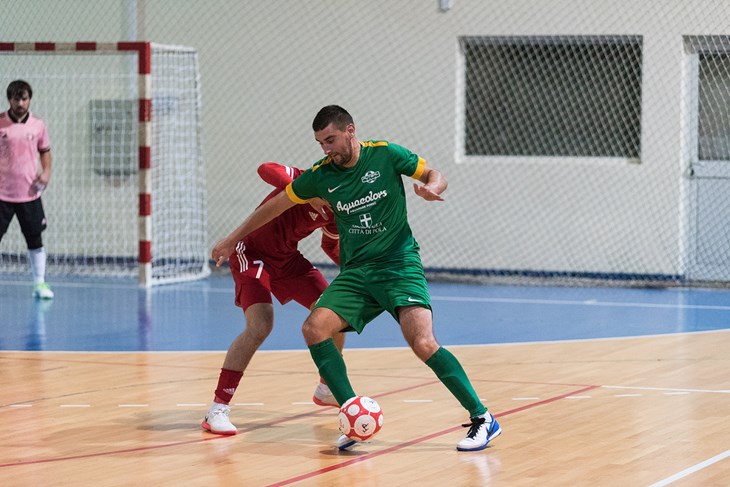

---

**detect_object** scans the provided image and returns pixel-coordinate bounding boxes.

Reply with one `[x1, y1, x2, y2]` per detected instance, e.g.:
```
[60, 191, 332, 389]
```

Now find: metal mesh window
[698, 52, 730, 161]
[461, 36, 643, 159]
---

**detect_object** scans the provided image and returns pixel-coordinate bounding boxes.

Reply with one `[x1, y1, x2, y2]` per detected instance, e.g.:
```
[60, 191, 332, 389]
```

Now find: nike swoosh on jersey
[327, 185, 342, 193]
[407, 297, 421, 302]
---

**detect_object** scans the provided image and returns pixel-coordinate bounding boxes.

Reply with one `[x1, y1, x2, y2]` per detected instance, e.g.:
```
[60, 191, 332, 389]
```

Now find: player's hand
[30, 180, 46, 195]
[308, 197, 330, 219]
[30, 173, 50, 195]
[413, 183, 444, 201]
[211, 238, 234, 267]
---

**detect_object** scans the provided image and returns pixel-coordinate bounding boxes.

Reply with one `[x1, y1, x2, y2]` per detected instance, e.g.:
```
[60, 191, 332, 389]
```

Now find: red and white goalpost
[0, 42, 209, 286]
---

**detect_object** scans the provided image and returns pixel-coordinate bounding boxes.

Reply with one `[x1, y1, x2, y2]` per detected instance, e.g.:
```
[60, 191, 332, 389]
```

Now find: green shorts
[314, 254, 432, 333]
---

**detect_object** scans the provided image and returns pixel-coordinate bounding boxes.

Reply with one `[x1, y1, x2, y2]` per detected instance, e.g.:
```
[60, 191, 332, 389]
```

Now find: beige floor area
[1, 331, 729, 486]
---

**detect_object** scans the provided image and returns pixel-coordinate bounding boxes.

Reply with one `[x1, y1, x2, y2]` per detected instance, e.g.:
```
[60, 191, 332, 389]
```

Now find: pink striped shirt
[0, 111, 51, 202]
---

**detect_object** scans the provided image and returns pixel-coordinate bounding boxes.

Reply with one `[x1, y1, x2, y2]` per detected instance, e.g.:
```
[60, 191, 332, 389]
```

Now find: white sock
[28, 247, 47, 284]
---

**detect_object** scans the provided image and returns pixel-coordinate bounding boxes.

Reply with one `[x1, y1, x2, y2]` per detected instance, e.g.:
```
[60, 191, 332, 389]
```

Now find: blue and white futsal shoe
[456, 412, 501, 451]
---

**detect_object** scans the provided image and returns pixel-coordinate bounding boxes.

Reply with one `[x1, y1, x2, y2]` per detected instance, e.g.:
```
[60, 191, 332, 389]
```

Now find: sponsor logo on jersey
[359, 213, 372, 228]
[348, 213, 386, 235]
[327, 184, 342, 193]
[361, 170, 380, 184]
[336, 189, 388, 214]
[348, 221, 387, 235]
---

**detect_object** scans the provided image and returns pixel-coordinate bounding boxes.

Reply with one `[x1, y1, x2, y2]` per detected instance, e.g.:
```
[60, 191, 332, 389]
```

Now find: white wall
[3, 0, 728, 279]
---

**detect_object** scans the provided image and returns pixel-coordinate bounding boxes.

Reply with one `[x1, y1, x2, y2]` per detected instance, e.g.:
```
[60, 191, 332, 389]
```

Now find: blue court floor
[1, 273, 730, 352]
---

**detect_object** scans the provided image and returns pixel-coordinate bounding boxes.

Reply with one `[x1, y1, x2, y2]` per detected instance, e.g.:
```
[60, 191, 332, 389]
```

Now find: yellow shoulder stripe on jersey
[361, 140, 389, 147]
[285, 182, 309, 204]
[312, 158, 331, 172]
[410, 157, 426, 180]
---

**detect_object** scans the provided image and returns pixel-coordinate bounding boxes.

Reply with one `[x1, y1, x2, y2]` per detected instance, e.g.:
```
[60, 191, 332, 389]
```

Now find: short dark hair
[7, 79, 32, 100]
[312, 105, 353, 132]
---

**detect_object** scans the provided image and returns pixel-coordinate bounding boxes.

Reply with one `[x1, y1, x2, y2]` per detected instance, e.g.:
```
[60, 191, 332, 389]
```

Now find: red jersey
[239, 163, 339, 273]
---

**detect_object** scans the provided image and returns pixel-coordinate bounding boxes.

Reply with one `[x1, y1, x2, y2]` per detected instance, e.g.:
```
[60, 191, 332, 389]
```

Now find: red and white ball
[338, 396, 384, 441]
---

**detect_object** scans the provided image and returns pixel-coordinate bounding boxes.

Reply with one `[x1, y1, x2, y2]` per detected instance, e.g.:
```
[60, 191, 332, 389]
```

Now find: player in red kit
[202, 162, 344, 435]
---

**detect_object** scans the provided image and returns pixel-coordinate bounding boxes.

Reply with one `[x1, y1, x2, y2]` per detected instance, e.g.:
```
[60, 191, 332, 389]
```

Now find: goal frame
[0, 41, 205, 287]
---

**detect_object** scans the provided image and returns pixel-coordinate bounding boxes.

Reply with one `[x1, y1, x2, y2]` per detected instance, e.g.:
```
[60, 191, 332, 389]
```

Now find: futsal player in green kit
[212, 105, 500, 452]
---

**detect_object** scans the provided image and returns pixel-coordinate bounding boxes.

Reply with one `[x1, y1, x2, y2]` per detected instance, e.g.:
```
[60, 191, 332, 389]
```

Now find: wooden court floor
[1, 330, 728, 486]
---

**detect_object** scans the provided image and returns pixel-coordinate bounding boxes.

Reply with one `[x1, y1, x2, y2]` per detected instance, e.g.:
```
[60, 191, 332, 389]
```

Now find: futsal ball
[338, 396, 384, 441]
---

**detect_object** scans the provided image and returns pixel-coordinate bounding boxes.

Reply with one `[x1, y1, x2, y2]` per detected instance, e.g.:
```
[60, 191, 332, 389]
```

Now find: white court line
[430, 295, 730, 311]
[613, 394, 642, 397]
[0, 278, 140, 291]
[4, 278, 730, 310]
[118, 404, 149, 407]
[647, 449, 730, 487]
[5, 277, 729, 311]
[60, 404, 91, 408]
[402, 399, 433, 403]
[603, 385, 730, 394]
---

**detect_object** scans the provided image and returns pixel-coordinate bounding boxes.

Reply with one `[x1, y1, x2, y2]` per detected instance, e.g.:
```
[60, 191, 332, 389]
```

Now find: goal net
[0, 42, 209, 286]
[5, 4, 730, 289]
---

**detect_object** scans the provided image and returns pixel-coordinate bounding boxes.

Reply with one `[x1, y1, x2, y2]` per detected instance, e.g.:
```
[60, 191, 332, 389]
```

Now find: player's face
[9, 92, 31, 119]
[315, 122, 356, 167]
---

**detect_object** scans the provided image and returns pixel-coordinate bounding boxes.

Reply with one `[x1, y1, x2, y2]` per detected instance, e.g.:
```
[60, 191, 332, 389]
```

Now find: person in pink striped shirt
[0, 80, 54, 299]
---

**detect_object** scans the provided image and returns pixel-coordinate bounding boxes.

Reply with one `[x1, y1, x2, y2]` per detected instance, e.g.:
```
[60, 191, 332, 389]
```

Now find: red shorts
[228, 245, 328, 311]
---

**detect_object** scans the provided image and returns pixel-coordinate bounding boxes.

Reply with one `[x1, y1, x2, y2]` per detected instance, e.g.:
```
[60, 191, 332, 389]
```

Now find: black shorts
[0, 198, 47, 239]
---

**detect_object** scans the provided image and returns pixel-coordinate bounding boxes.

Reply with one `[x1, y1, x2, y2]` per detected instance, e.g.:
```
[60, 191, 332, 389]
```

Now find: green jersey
[286, 141, 426, 269]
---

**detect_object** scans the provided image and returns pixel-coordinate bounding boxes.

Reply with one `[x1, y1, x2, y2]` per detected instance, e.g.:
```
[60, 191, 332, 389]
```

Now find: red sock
[214, 368, 243, 404]
[319, 376, 327, 385]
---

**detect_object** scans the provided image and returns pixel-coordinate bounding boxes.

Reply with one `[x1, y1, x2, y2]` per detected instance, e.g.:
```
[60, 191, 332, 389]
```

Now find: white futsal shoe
[336, 434, 359, 451]
[456, 412, 501, 451]
[312, 382, 339, 407]
[202, 403, 237, 435]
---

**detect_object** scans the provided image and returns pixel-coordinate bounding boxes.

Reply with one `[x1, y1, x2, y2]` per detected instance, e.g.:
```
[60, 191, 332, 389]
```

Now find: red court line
[0, 355, 218, 370]
[0, 380, 598, 471]
[0, 435, 229, 468]
[265, 384, 600, 487]
[235, 379, 442, 434]
[0, 379, 444, 467]
[0, 356, 596, 389]
[0, 402, 339, 468]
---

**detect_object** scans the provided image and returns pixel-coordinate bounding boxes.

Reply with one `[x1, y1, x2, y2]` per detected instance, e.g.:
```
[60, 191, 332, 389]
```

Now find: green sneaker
[33, 282, 54, 299]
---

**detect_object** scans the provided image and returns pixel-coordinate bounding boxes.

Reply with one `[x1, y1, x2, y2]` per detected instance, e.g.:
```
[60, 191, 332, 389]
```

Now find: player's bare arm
[413, 166, 447, 201]
[32, 150, 52, 192]
[211, 191, 296, 267]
